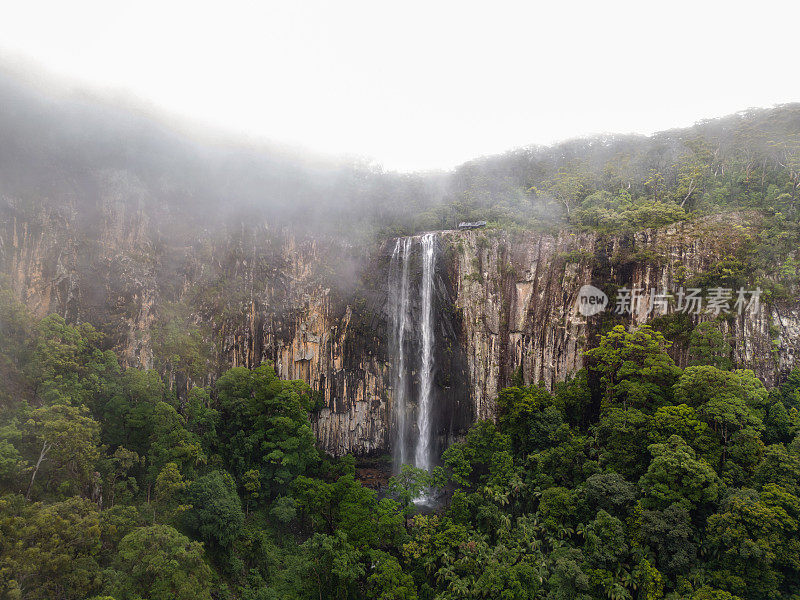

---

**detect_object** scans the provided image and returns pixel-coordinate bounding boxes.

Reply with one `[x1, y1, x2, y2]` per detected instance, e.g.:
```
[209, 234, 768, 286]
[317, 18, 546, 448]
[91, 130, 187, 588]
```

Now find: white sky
[1, 0, 798, 172]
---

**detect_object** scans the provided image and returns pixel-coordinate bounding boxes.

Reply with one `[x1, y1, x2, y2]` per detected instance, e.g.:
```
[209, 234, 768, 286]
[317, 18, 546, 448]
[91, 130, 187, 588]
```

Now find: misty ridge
[2, 61, 799, 247]
[0, 62, 442, 243]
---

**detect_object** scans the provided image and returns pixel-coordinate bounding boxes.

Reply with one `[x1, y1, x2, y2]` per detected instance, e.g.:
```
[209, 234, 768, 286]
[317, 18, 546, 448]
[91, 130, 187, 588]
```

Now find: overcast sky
[1, 1, 798, 172]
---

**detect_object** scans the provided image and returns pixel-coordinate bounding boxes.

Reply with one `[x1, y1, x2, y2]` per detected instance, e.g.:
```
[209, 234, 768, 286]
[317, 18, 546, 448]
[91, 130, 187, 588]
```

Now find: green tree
[28, 314, 118, 408]
[24, 403, 101, 499]
[594, 407, 651, 480]
[147, 401, 206, 483]
[215, 365, 318, 498]
[153, 462, 188, 523]
[753, 443, 800, 493]
[583, 509, 628, 569]
[298, 531, 364, 600]
[639, 435, 720, 512]
[185, 386, 220, 460]
[648, 403, 714, 458]
[112, 525, 214, 600]
[0, 277, 34, 403]
[775, 368, 800, 410]
[635, 503, 696, 579]
[707, 486, 800, 599]
[293, 470, 405, 548]
[586, 325, 681, 412]
[0, 418, 26, 487]
[243, 468, 262, 514]
[674, 366, 765, 469]
[365, 551, 418, 600]
[497, 384, 565, 456]
[537, 164, 593, 217]
[151, 302, 212, 391]
[104, 446, 141, 508]
[688, 322, 733, 369]
[442, 420, 511, 490]
[689, 587, 742, 600]
[183, 470, 244, 550]
[763, 400, 795, 445]
[100, 504, 142, 551]
[101, 368, 164, 457]
[0, 494, 102, 600]
[387, 464, 432, 520]
[583, 472, 637, 518]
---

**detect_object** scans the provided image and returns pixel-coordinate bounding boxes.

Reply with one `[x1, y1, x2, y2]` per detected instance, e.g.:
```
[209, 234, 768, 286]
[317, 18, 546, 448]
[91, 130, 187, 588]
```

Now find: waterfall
[388, 237, 412, 465]
[388, 233, 437, 473]
[414, 233, 436, 470]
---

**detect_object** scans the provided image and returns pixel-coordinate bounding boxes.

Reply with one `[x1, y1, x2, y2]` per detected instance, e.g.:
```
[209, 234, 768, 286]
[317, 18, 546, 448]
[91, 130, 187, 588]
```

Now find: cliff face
[443, 217, 800, 421]
[0, 187, 392, 454]
[442, 228, 599, 421]
[2, 196, 799, 455]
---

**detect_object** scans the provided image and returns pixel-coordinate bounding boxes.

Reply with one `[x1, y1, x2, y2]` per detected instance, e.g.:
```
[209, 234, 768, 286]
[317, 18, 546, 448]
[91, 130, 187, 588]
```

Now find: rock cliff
[442, 217, 799, 421]
[2, 196, 798, 455]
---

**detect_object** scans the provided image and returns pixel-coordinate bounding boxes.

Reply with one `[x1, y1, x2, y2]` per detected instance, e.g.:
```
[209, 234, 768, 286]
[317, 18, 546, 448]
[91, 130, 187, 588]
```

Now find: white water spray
[414, 233, 436, 470]
[389, 237, 412, 465]
[388, 233, 438, 474]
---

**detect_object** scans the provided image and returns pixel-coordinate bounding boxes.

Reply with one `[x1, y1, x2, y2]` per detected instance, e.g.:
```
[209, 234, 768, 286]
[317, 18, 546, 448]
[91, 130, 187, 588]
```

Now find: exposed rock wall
[0, 190, 393, 454]
[442, 218, 800, 420]
[442, 228, 598, 421]
[2, 196, 798, 455]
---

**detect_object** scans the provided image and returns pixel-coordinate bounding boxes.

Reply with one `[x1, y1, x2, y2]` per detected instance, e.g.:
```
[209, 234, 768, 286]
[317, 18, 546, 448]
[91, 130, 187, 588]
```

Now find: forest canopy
[2, 283, 800, 599]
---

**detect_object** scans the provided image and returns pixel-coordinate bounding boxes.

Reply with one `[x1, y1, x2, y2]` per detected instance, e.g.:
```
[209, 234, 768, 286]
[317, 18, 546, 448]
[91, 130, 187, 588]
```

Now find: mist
[1, 60, 799, 248]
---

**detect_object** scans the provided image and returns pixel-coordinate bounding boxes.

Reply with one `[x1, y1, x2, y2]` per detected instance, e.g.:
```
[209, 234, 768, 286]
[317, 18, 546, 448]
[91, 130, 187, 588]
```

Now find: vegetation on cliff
[2, 69, 799, 241]
[2, 281, 800, 599]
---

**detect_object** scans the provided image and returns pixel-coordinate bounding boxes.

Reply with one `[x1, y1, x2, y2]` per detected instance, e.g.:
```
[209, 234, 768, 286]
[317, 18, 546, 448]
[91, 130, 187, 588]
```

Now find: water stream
[414, 233, 436, 470]
[388, 237, 412, 466]
[388, 233, 438, 473]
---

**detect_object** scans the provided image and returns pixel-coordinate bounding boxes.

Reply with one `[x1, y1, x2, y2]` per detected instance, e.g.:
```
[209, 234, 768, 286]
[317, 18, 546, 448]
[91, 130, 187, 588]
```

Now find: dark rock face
[2, 197, 798, 455]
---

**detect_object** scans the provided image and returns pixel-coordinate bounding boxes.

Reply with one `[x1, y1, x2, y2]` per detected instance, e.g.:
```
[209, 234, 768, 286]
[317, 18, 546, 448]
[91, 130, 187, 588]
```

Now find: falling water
[388, 237, 412, 465]
[414, 233, 436, 470]
[388, 233, 438, 473]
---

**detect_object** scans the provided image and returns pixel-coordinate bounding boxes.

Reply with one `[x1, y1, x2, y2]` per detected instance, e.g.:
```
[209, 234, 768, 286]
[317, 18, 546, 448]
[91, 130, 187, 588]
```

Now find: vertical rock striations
[2, 201, 798, 456]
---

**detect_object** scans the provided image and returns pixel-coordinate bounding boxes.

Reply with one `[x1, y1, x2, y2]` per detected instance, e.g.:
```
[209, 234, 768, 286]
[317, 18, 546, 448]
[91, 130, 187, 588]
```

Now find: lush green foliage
[2, 286, 800, 599]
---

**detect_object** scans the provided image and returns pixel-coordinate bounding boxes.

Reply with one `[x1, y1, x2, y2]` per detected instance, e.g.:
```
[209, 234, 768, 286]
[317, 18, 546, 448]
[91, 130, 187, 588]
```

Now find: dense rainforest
[3, 282, 800, 600]
[2, 67, 800, 600]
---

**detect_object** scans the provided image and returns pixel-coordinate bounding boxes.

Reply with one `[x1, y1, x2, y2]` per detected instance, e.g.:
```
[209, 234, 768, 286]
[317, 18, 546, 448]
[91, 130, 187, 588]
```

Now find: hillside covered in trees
[2, 68, 800, 240]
